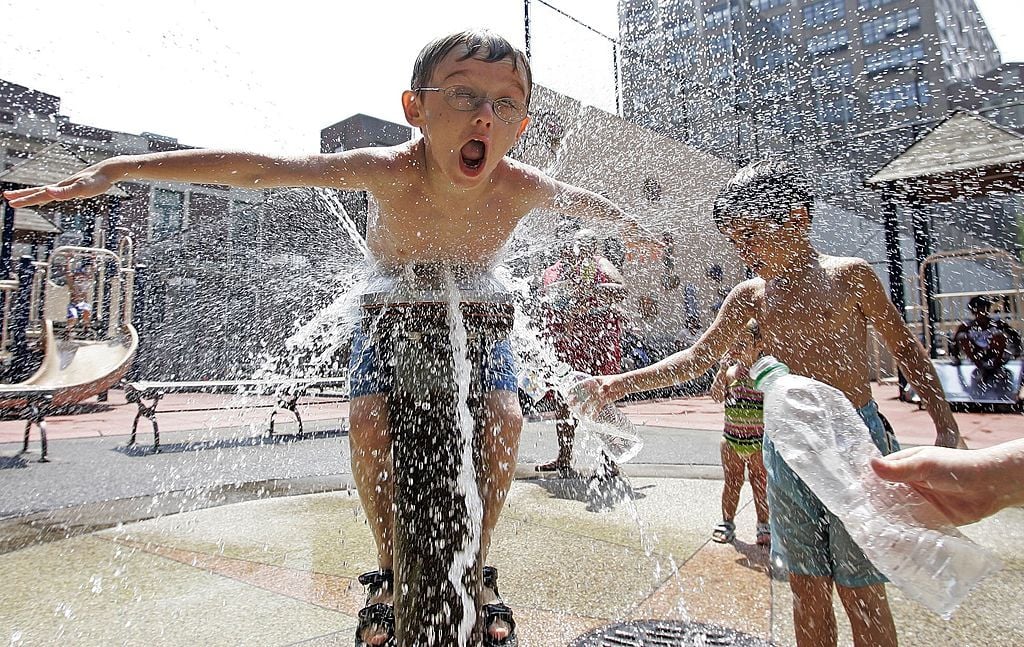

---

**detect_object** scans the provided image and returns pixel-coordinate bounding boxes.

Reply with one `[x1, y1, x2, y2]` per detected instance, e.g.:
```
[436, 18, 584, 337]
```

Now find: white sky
[0, 0, 1020, 154]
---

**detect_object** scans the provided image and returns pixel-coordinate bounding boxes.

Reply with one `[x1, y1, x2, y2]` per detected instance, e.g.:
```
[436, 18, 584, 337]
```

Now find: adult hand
[623, 224, 666, 263]
[3, 164, 116, 208]
[870, 443, 1020, 525]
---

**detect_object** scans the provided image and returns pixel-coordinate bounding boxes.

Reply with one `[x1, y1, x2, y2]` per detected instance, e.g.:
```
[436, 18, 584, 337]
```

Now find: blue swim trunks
[763, 399, 900, 588]
[348, 322, 518, 398]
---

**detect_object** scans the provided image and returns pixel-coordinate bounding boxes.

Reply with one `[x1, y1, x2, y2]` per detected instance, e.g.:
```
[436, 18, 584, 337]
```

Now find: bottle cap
[751, 355, 789, 389]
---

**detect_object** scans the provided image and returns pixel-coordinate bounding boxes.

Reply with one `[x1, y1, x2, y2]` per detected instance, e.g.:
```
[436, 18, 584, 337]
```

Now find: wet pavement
[0, 386, 1021, 646]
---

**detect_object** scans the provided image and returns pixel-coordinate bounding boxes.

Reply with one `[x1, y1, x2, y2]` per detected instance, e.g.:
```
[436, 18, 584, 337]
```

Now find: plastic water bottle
[750, 355, 1002, 617]
[562, 371, 644, 464]
[517, 366, 550, 403]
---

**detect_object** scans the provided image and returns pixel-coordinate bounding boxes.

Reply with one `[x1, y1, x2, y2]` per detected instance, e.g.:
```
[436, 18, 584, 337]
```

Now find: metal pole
[910, 200, 939, 358]
[367, 293, 512, 647]
[10, 256, 36, 380]
[524, 0, 531, 60]
[1, 199, 16, 278]
[881, 188, 906, 319]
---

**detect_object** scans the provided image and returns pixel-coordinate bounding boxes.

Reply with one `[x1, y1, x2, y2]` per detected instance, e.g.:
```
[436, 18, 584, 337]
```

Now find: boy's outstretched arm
[851, 261, 963, 448]
[3, 148, 380, 208]
[579, 281, 757, 408]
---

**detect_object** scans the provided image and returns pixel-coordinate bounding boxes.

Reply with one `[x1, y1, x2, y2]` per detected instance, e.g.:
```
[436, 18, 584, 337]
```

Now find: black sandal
[481, 566, 517, 647]
[355, 569, 395, 647]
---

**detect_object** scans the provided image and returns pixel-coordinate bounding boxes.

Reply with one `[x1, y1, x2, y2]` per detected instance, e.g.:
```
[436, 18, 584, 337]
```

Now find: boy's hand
[4, 166, 116, 208]
[623, 223, 667, 263]
[568, 375, 621, 416]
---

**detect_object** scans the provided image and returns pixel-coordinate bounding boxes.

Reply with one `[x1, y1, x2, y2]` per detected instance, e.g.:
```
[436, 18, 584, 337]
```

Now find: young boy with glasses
[4, 29, 657, 647]
[573, 159, 963, 647]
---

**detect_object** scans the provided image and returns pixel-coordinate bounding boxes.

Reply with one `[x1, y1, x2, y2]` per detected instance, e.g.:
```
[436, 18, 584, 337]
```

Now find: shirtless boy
[4, 30, 654, 646]
[576, 159, 962, 647]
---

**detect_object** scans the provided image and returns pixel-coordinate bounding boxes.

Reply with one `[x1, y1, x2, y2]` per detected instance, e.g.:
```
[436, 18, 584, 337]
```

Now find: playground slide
[0, 320, 138, 409]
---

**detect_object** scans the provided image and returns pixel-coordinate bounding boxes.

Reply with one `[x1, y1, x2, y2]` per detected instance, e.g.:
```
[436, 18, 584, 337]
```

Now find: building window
[0, 111, 15, 125]
[862, 7, 921, 45]
[818, 93, 856, 123]
[666, 16, 697, 39]
[152, 188, 185, 241]
[811, 61, 854, 87]
[705, 2, 731, 29]
[767, 12, 792, 35]
[709, 33, 733, 59]
[803, 0, 845, 28]
[751, 0, 789, 11]
[869, 80, 929, 111]
[807, 28, 849, 55]
[864, 42, 926, 74]
[756, 50, 795, 71]
[857, 0, 900, 9]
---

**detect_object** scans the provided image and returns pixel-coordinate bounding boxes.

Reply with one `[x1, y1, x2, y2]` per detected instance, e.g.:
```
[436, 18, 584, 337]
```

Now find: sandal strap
[482, 565, 499, 593]
[481, 601, 517, 646]
[358, 602, 395, 624]
[357, 569, 394, 596]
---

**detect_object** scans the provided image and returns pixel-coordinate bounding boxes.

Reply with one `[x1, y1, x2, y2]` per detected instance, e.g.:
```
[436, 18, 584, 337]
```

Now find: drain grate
[569, 620, 773, 647]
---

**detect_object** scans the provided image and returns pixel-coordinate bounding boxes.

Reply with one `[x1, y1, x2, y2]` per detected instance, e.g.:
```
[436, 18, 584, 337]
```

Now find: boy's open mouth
[460, 139, 486, 172]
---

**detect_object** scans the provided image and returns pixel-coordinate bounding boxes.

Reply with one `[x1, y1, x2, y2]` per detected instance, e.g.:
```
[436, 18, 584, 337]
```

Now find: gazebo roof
[0, 143, 127, 198]
[866, 111, 1024, 202]
[13, 208, 61, 234]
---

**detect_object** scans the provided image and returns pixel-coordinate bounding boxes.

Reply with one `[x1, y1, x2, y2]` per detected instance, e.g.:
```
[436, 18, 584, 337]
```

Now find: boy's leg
[478, 389, 523, 640]
[835, 583, 897, 647]
[478, 390, 523, 561]
[789, 574, 838, 647]
[349, 394, 394, 571]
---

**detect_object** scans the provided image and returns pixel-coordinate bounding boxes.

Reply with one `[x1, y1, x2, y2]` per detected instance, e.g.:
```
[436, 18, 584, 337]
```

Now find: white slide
[0, 319, 138, 409]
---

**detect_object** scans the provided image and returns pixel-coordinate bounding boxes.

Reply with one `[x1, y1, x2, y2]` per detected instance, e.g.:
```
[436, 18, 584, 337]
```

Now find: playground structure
[0, 236, 138, 459]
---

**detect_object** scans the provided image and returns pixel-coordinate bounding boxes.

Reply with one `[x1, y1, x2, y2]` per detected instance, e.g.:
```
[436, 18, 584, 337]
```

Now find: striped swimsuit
[723, 378, 764, 456]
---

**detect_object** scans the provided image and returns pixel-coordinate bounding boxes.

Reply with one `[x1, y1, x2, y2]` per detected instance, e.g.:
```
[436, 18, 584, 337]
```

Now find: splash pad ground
[0, 386, 1021, 646]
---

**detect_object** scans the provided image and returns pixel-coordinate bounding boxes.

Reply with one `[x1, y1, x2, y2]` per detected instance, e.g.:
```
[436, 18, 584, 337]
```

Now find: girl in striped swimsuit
[710, 319, 770, 546]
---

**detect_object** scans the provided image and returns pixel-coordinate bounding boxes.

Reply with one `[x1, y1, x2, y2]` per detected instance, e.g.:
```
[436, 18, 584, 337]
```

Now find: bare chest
[366, 193, 525, 265]
[757, 275, 865, 357]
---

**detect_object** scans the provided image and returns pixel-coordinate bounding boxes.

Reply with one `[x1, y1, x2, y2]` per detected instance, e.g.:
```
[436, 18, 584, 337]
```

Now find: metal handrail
[918, 247, 1024, 353]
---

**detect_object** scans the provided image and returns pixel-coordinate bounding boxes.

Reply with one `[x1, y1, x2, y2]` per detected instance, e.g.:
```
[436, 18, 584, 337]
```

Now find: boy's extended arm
[3, 148, 380, 208]
[601, 281, 757, 402]
[852, 262, 962, 448]
[539, 178, 660, 249]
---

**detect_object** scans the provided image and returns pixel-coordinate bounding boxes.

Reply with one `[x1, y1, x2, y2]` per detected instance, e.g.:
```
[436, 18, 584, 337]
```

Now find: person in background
[537, 228, 626, 474]
[709, 319, 769, 547]
[951, 295, 1022, 381]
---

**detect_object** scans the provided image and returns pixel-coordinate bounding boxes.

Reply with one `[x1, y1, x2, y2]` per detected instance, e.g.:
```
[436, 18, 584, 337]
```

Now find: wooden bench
[124, 378, 349, 453]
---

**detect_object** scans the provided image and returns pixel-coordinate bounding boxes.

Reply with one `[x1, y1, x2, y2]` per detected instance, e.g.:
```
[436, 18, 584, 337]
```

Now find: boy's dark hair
[712, 159, 813, 233]
[411, 30, 533, 105]
[968, 295, 992, 313]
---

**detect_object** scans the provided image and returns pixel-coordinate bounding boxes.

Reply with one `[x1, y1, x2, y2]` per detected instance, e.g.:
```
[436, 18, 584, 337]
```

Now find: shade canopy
[866, 111, 1024, 203]
[0, 143, 127, 198]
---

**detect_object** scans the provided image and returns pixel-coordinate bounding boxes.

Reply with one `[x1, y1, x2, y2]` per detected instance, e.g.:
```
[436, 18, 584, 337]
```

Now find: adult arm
[870, 438, 1024, 525]
[525, 173, 661, 252]
[3, 148, 385, 208]
[850, 260, 963, 448]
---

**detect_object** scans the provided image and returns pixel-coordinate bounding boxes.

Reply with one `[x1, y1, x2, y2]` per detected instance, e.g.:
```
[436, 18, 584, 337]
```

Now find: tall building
[618, 0, 1000, 180]
[617, 0, 1016, 319]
